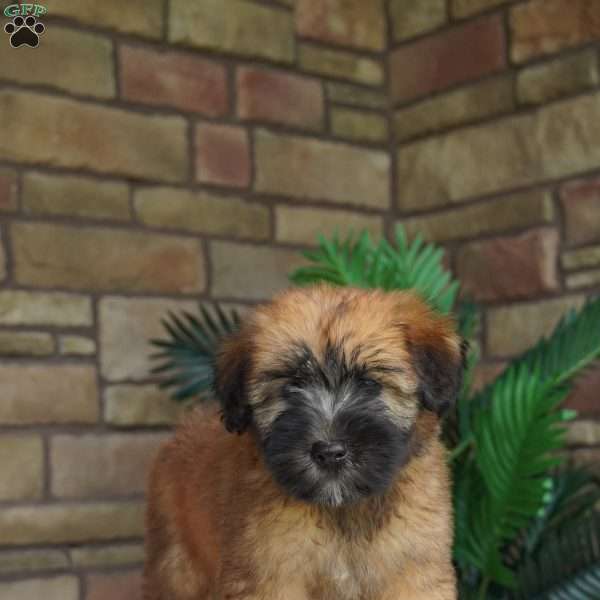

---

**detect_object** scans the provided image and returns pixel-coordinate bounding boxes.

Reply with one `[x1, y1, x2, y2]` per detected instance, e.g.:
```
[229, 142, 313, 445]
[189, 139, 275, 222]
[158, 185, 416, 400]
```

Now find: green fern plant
[151, 226, 600, 599]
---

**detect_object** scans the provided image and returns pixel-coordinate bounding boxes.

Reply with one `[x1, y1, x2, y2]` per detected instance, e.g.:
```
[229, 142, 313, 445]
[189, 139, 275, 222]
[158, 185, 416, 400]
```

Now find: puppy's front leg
[381, 565, 457, 600]
[221, 580, 308, 600]
[381, 583, 456, 600]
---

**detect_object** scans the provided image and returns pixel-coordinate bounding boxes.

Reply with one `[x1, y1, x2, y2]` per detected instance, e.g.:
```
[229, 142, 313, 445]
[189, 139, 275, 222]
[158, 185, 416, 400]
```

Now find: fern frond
[512, 512, 600, 600]
[289, 225, 460, 315]
[523, 468, 600, 557]
[462, 364, 571, 586]
[473, 298, 600, 411]
[150, 303, 241, 402]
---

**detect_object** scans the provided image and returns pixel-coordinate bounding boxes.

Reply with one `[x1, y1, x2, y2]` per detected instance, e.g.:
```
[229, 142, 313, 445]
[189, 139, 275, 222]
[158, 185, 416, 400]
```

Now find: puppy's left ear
[409, 331, 468, 417]
[213, 330, 253, 434]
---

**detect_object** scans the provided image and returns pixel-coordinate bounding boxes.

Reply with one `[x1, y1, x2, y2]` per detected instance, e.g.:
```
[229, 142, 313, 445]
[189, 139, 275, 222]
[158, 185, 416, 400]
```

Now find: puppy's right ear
[213, 331, 252, 434]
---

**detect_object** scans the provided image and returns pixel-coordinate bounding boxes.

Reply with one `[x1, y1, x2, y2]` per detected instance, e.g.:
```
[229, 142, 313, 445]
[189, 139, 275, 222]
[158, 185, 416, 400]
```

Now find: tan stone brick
[104, 385, 186, 427]
[170, 0, 294, 63]
[390, 15, 505, 104]
[0, 435, 44, 501]
[0, 577, 78, 600]
[119, 44, 228, 116]
[23, 172, 130, 221]
[326, 83, 387, 109]
[99, 297, 197, 381]
[0, 167, 18, 212]
[565, 420, 600, 446]
[135, 188, 269, 240]
[0, 331, 55, 357]
[393, 76, 514, 142]
[211, 242, 305, 300]
[299, 44, 384, 86]
[12, 222, 205, 294]
[219, 303, 254, 318]
[51, 433, 166, 498]
[0, 26, 114, 98]
[195, 123, 251, 188]
[237, 66, 324, 131]
[50, 0, 163, 37]
[400, 191, 554, 242]
[517, 49, 598, 106]
[511, 0, 600, 63]
[452, 0, 511, 18]
[0, 549, 69, 575]
[0, 502, 144, 545]
[331, 108, 388, 143]
[59, 335, 96, 356]
[0, 291, 92, 327]
[487, 296, 585, 356]
[86, 570, 143, 600]
[389, 0, 446, 42]
[71, 544, 144, 568]
[561, 176, 600, 245]
[255, 130, 390, 208]
[397, 93, 600, 209]
[566, 269, 600, 290]
[562, 246, 600, 270]
[296, 0, 386, 51]
[0, 90, 187, 182]
[276, 206, 383, 245]
[456, 228, 559, 301]
[0, 365, 99, 425]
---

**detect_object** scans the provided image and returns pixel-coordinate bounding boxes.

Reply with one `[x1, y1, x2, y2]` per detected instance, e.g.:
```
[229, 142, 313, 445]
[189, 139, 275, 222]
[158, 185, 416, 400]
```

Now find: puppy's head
[214, 286, 466, 508]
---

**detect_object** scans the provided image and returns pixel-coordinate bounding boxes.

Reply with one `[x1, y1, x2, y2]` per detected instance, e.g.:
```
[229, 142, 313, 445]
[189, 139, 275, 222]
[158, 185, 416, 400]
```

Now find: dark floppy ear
[410, 334, 468, 417]
[213, 331, 253, 434]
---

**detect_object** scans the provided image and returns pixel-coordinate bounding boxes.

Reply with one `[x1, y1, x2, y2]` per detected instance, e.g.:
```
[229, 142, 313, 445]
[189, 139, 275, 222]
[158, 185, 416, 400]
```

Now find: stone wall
[0, 0, 598, 597]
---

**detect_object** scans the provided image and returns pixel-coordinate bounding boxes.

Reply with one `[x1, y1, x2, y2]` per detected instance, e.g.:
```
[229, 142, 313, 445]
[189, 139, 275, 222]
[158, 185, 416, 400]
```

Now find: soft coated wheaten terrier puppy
[144, 285, 465, 600]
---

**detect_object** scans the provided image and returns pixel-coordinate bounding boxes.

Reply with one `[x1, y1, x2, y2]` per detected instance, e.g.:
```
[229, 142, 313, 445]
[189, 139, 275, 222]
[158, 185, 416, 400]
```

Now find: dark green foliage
[512, 512, 600, 600]
[290, 228, 460, 315]
[150, 304, 240, 402]
[151, 225, 600, 599]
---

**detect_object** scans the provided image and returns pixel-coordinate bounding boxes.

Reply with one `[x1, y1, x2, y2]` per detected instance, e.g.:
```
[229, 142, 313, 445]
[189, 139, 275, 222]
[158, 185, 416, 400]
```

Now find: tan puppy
[144, 286, 465, 600]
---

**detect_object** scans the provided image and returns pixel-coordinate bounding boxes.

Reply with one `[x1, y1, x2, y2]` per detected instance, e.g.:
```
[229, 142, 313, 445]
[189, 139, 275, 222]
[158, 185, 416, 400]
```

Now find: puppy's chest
[309, 543, 376, 600]
[257, 519, 386, 600]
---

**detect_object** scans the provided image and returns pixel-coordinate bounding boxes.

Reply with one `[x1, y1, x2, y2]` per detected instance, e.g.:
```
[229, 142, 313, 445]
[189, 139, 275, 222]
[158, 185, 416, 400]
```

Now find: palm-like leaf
[473, 298, 600, 412]
[462, 364, 573, 587]
[150, 304, 241, 402]
[290, 225, 460, 315]
[517, 468, 600, 561]
[511, 512, 600, 600]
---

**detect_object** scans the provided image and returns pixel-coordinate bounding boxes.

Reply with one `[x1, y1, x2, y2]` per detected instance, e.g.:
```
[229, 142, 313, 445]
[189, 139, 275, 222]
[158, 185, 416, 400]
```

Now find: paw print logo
[4, 15, 45, 48]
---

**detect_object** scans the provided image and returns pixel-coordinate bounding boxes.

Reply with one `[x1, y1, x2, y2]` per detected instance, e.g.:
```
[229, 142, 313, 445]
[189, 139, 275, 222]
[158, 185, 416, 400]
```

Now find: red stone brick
[195, 123, 251, 188]
[561, 177, 600, 246]
[237, 66, 324, 131]
[0, 168, 17, 212]
[472, 362, 507, 392]
[566, 364, 600, 416]
[86, 570, 142, 600]
[390, 15, 506, 104]
[511, 0, 600, 63]
[456, 228, 559, 302]
[296, 0, 386, 51]
[119, 44, 228, 116]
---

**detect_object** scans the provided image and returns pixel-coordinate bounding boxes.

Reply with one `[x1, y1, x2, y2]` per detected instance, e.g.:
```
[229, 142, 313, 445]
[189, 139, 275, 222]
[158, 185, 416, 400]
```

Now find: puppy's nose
[311, 441, 348, 469]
